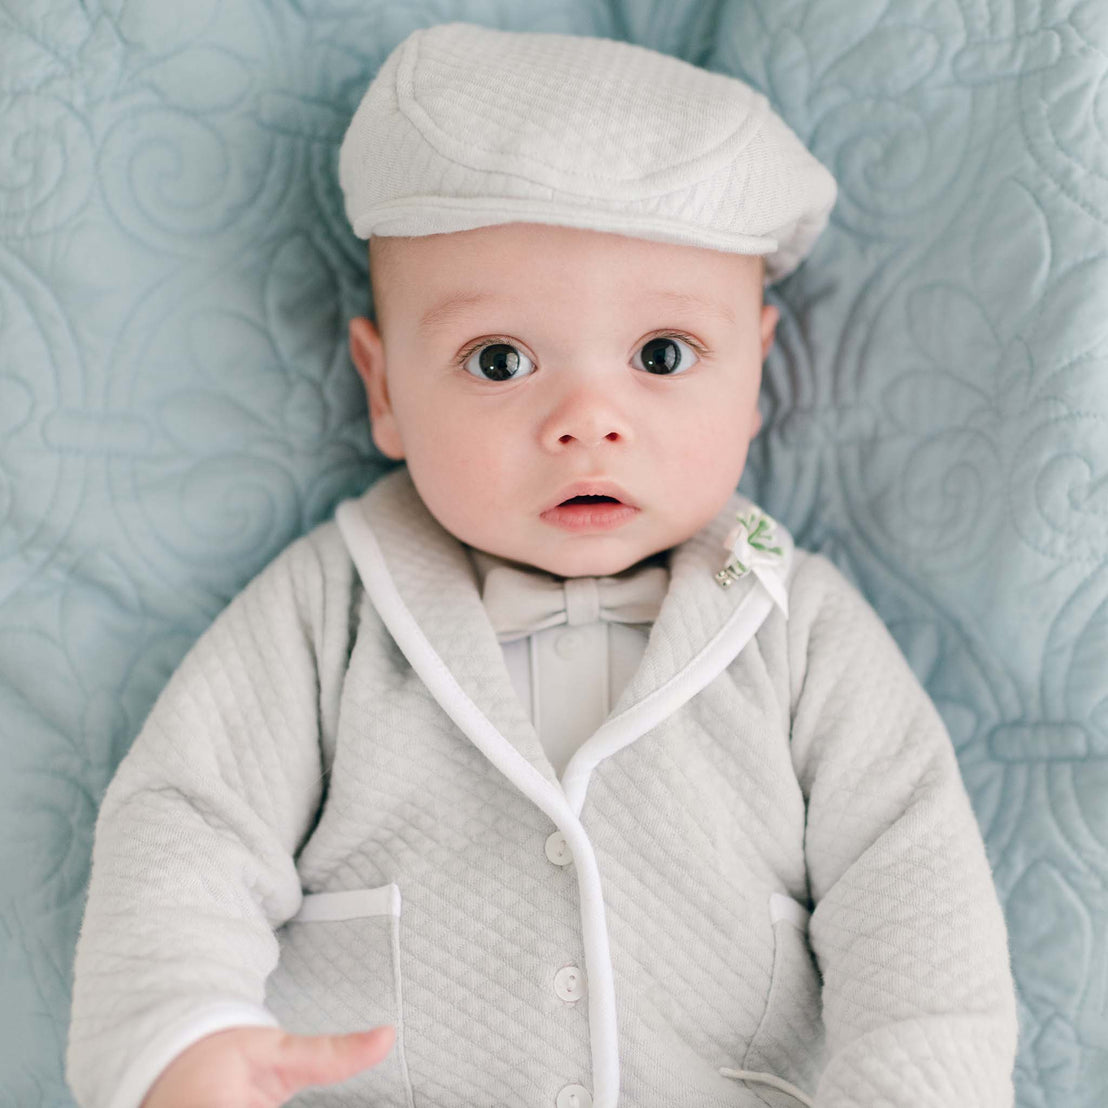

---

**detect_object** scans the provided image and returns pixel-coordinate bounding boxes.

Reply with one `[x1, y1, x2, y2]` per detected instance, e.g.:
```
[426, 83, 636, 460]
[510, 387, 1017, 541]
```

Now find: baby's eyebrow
[420, 291, 499, 330]
[419, 288, 736, 330]
[649, 289, 737, 327]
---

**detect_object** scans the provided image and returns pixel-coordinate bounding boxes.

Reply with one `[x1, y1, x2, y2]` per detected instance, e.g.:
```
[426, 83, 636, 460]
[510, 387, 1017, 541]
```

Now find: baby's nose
[543, 409, 629, 450]
[540, 379, 632, 450]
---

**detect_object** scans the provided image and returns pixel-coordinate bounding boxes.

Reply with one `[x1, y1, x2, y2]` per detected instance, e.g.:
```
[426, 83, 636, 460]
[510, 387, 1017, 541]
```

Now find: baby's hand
[140, 1023, 396, 1108]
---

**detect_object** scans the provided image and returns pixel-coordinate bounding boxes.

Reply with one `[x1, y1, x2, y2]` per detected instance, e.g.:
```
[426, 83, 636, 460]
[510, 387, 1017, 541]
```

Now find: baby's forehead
[367, 230, 766, 340]
[368, 236, 765, 340]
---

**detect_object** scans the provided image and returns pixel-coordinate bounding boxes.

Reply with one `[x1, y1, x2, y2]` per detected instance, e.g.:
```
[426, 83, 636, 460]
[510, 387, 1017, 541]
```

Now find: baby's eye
[461, 341, 536, 382]
[633, 334, 700, 375]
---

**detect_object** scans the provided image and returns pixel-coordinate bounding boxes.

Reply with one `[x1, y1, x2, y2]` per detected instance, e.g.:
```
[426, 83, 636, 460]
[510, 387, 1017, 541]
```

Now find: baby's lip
[544, 479, 638, 512]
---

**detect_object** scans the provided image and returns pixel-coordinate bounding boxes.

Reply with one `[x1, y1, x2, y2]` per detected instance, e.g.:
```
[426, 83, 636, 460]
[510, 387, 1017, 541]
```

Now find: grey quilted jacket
[66, 465, 1018, 1108]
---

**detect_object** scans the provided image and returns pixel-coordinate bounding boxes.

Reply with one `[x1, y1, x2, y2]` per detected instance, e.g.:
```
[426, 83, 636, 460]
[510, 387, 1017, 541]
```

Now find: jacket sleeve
[786, 552, 1018, 1107]
[66, 532, 331, 1108]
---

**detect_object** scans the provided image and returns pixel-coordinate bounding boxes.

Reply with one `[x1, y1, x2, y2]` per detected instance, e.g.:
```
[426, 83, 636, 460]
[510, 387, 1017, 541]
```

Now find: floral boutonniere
[715, 508, 783, 587]
[714, 506, 790, 616]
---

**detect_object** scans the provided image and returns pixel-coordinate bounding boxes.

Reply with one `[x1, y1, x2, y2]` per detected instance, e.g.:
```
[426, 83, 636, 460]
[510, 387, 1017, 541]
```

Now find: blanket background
[1, 1, 1105, 1104]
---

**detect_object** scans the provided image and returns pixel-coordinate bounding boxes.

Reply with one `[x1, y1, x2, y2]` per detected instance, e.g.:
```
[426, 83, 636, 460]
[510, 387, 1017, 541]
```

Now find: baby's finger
[269, 1026, 396, 1098]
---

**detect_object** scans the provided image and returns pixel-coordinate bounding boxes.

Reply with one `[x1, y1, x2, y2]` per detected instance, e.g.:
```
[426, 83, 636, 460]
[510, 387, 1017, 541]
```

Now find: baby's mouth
[544, 480, 638, 513]
[540, 493, 639, 531]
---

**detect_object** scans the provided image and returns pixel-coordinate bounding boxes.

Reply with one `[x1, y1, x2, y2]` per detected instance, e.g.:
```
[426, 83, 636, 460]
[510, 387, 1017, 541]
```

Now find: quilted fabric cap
[339, 22, 838, 285]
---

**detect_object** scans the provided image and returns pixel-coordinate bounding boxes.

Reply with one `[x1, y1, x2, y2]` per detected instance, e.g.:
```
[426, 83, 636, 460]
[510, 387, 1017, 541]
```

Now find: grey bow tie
[481, 561, 669, 644]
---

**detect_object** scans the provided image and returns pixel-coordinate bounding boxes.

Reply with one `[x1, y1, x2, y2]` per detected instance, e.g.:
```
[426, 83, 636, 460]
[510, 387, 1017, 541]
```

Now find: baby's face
[349, 222, 778, 578]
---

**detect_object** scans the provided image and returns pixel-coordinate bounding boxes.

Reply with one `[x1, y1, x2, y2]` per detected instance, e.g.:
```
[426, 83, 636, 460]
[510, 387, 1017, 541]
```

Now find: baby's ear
[349, 317, 405, 460]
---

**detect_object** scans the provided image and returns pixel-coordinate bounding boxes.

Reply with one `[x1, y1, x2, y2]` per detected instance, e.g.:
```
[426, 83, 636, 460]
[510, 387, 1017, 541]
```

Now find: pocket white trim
[769, 892, 810, 931]
[294, 883, 401, 922]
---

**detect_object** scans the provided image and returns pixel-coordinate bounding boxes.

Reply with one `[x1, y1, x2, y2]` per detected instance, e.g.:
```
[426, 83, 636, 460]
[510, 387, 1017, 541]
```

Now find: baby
[66, 21, 1019, 1108]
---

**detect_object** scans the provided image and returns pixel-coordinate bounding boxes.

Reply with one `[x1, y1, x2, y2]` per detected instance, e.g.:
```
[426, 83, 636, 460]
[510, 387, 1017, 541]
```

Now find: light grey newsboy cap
[339, 22, 837, 285]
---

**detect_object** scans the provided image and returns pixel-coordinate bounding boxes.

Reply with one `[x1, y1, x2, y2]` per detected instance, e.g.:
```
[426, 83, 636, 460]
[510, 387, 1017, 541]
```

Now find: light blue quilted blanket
[1, 2, 1105, 1105]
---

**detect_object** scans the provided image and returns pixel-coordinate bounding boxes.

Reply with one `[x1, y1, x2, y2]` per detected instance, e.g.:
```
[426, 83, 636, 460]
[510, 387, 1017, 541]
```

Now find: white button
[556, 1084, 592, 1108]
[553, 964, 585, 1003]
[545, 831, 572, 866]
[554, 629, 584, 659]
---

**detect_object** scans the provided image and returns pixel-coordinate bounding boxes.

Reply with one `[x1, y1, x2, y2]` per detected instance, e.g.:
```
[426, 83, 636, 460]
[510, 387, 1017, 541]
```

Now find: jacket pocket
[265, 883, 415, 1108]
[739, 893, 824, 1107]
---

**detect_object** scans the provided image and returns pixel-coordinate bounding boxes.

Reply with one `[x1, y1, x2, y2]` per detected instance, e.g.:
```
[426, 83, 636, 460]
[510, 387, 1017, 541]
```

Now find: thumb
[273, 1025, 396, 1095]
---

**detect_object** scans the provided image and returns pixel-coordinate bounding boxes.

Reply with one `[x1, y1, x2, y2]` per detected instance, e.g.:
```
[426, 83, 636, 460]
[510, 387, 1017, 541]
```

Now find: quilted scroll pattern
[0, 1, 1104, 1105]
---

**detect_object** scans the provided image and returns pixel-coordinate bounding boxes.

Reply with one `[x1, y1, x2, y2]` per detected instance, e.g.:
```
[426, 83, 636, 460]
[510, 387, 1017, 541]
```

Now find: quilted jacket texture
[66, 465, 1018, 1108]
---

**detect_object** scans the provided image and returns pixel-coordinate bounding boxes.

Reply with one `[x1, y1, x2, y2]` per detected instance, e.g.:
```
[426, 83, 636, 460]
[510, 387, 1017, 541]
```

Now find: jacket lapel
[349, 466, 560, 788]
[607, 491, 765, 719]
[339, 464, 789, 798]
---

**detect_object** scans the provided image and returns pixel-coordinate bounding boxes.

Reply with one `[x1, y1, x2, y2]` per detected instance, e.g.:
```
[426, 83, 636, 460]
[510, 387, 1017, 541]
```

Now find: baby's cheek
[676, 408, 749, 471]
[666, 412, 754, 515]
[405, 407, 479, 472]
[403, 432, 513, 540]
